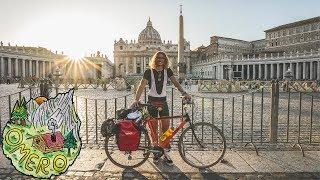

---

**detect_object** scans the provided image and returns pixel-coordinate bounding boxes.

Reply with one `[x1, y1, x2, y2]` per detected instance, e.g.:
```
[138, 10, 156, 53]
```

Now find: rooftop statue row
[0, 41, 64, 57]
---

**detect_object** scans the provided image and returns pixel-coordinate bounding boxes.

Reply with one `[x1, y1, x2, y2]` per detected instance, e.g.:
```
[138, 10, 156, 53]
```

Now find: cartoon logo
[2, 89, 81, 178]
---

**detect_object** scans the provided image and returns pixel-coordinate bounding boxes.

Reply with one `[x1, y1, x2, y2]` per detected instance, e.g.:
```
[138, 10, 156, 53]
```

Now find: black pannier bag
[101, 118, 119, 137]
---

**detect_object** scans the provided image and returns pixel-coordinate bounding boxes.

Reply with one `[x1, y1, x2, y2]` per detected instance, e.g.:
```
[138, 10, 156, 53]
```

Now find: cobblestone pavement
[1, 149, 320, 179]
[1, 169, 319, 180]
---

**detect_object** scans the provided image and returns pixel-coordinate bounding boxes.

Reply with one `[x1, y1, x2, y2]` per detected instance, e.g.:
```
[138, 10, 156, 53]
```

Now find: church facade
[113, 18, 191, 77]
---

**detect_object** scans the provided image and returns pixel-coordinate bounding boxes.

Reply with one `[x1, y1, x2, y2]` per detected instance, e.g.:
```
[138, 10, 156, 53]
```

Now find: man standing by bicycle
[132, 51, 191, 166]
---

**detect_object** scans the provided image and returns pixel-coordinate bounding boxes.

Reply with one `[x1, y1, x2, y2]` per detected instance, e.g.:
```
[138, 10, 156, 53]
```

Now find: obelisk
[178, 5, 185, 83]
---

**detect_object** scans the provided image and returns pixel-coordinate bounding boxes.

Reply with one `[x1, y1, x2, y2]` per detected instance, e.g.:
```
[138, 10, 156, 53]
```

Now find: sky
[0, 0, 319, 62]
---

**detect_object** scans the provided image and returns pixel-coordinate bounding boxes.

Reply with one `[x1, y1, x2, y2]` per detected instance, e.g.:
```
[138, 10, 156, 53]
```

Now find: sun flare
[67, 52, 84, 62]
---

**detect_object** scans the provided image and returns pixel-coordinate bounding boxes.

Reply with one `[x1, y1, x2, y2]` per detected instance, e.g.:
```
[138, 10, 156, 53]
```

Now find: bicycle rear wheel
[104, 130, 151, 168]
[178, 122, 226, 168]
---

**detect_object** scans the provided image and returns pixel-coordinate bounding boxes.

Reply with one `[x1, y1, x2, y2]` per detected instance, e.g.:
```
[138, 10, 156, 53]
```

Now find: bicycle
[102, 101, 226, 169]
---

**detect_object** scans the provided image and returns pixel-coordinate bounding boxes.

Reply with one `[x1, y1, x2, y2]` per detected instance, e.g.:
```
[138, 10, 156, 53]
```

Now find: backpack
[116, 120, 141, 151]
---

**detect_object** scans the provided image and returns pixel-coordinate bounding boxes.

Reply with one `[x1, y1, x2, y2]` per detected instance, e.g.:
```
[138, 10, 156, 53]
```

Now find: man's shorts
[148, 101, 169, 118]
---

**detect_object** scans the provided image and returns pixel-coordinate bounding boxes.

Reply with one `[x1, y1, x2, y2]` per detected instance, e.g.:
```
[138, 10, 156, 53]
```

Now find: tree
[64, 131, 77, 157]
[11, 98, 28, 126]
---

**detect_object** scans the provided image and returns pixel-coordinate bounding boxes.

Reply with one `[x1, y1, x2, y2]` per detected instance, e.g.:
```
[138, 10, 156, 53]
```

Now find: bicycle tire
[104, 130, 151, 168]
[178, 122, 226, 168]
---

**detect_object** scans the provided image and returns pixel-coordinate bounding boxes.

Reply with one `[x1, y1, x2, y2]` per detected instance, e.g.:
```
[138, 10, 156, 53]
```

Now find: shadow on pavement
[152, 161, 190, 180]
[221, 158, 236, 169]
[122, 168, 147, 180]
[199, 168, 227, 180]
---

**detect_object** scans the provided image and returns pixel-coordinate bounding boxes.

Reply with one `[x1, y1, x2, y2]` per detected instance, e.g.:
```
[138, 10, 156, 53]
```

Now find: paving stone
[74, 171, 85, 176]
[83, 172, 95, 177]
[66, 171, 75, 176]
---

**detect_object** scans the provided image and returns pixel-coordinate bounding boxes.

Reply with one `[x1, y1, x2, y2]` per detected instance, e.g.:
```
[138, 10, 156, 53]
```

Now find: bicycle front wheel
[178, 122, 226, 168]
[104, 130, 151, 169]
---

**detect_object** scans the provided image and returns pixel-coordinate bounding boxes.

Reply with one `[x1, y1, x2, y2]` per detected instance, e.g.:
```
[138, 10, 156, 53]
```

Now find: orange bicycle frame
[144, 115, 189, 148]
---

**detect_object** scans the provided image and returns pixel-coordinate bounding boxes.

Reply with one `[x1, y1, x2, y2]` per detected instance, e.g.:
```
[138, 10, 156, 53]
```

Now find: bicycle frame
[143, 112, 203, 149]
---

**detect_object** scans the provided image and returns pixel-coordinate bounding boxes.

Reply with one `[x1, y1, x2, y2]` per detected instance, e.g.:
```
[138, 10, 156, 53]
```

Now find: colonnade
[0, 56, 54, 78]
[235, 61, 320, 80]
[192, 60, 320, 80]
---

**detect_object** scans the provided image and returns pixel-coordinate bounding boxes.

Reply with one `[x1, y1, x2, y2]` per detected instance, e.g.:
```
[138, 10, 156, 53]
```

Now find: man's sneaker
[163, 149, 173, 166]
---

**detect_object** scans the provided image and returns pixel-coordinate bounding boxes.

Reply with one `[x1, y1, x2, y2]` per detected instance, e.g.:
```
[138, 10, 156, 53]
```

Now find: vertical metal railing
[286, 88, 291, 142]
[85, 98, 88, 144]
[95, 99, 98, 144]
[201, 97, 204, 141]
[8, 95, 11, 120]
[0, 104, 2, 142]
[231, 97, 234, 142]
[241, 95, 244, 142]
[298, 92, 302, 143]
[309, 94, 314, 144]
[260, 88, 264, 143]
[171, 87, 174, 127]
[221, 98, 225, 134]
[114, 98, 117, 118]
[105, 99, 108, 120]
[251, 92, 254, 142]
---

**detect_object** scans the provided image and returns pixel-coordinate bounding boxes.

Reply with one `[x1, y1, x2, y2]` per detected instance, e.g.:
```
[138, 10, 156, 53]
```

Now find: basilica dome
[138, 18, 162, 44]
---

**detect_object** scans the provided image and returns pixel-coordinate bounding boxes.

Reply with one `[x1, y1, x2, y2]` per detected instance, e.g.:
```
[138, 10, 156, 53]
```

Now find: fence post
[270, 80, 279, 142]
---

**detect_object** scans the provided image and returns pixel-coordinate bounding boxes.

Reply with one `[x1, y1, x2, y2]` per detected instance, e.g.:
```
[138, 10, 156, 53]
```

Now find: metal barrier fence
[69, 83, 319, 153]
[1, 82, 319, 154]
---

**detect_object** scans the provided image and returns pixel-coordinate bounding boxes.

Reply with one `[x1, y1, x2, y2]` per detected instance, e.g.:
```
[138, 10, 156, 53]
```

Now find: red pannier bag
[116, 120, 141, 151]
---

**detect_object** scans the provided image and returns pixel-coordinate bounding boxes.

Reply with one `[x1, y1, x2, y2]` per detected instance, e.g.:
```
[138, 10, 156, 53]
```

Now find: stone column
[43, 61, 46, 77]
[125, 57, 129, 75]
[289, 63, 293, 79]
[296, 62, 300, 80]
[241, 65, 245, 79]
[36, 60, 39, 77]
[229, 65, 233, 80]
[302, 62, 306, 79]
[317, 61, 320, 80]
[282, 63, 287, 79]
[265, 64, 268, 80]
[247, 65, 250, 79]
[22, 59, 25, 77]
[49, 62, 53, 75]
[15, 58, 19, 77]
[253, 64, 256, 80]
[8, 57, 12, 77]
[271, 63, 274, 79]
[219, 65, 224, 80]
[277, 63, 280, 79]
[310, 61, 313, 80]
[29, 60, 33, 76]
[259, 64, 262, 79]
[0, 56, 4, 77]
[133, 57, 137, 74]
